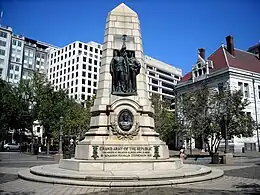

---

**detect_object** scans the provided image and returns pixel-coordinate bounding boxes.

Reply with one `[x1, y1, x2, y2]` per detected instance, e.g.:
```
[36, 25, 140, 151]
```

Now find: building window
[95, 48, 98, 53]
[37, 127, 40, 133]
[100, 50, 102, 55]
[82, 79, 85, 84]
[238, 82, 243, 92]
[88, 80, 91, 86]
[75, 94, 77, 99]
[76, 64, 78, 69]
[83, 64, 86, 69]
[0, 49, 5, 56]
[94, 74, 97, 79]
[83, 57, 86, 62]
[75, 87, 78, 92]
[0, 59, 4, 64]
[152, 86, 158, 92]
[0, 40, 6, 46]
[94, 60, 97, 65]
[71, 88, 73, 93]
[82, 87, 85, 92]
[88, 66, 92, 71]
[88, 73, 91, 78]
[14, 74, 18, 80]
[79, 43, 82, 48]
[81, 94, 85, 100]
[152, 79, 158, 85]
[15, 66, 19, 71]
[89, 58, 92, 64]
[88, 88, 91, 93]
[94, 67, 97, 72]
[244, 83, 249, 97]
[82, 71, 86, 77]
[0, 31, 7, 38]
[94, 81, 97, 87]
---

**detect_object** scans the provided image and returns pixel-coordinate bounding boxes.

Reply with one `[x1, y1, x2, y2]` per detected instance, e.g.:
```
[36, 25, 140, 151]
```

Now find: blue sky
[1, 0, 259, 74]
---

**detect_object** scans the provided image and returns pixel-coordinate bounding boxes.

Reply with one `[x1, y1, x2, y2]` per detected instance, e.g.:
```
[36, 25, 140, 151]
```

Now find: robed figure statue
[110, 35, 141, 95]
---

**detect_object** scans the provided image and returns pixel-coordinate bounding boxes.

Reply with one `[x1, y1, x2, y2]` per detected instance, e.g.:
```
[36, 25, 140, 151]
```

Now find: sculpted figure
[128, 52, 141, 93]
[110, 34, 141, 95]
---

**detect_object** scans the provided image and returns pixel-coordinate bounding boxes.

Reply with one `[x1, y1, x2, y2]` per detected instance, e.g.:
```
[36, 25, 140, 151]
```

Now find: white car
[4, 143, 20, 151]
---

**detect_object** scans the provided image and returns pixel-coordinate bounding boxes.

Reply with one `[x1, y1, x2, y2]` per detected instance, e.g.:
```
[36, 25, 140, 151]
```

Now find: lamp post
[223, 113, 229, 153]
[59, 116, 63, 155]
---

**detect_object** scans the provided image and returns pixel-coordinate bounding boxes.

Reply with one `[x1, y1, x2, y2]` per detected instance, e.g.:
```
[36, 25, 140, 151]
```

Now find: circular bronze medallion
[118, 109, 134, 131]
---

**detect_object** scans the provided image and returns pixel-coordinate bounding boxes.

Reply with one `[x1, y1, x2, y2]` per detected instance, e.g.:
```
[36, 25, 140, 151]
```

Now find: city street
[0, 152, 260, 194]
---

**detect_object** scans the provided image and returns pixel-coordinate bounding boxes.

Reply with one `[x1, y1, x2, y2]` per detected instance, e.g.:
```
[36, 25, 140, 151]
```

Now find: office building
[48, 41, 102, 104]
[0, 25, 58, 84]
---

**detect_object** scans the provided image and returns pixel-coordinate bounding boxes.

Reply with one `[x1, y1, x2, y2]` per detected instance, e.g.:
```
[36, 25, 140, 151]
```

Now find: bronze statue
[128, 52, 141, 92]
[110, 35, 141, 95]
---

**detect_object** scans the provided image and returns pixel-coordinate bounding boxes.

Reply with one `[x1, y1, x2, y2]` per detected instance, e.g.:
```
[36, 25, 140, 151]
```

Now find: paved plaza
[0, 152, 260, 195]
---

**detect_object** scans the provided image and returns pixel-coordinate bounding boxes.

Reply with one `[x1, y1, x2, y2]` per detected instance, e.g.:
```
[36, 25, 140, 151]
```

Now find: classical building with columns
[175, 35, 260, 153]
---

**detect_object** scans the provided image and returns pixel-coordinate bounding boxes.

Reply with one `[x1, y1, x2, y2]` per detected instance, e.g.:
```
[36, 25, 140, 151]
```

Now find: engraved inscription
[99, 146, 153, 158]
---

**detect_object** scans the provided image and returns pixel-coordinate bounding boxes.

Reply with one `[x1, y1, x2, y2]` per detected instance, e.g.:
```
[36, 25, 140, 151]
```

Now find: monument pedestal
[75, 138, 169, 160]
[59, 158, 182, 171]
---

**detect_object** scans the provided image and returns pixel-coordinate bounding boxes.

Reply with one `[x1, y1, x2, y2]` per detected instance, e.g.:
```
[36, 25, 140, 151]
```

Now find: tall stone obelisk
[75, 3, 169, 160]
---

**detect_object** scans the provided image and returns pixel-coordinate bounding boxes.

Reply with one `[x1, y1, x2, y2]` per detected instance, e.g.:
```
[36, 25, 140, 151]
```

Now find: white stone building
[175, 35, 260, 153]
[48, 41, 102, 104]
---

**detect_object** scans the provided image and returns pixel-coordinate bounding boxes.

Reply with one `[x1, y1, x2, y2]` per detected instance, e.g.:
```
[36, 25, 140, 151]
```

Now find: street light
[223, 113, 229, 153]
[59, 116, 64, 155]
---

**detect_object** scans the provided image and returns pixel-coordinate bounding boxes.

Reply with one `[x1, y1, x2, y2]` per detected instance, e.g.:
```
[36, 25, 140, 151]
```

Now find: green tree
[150, 94, 178, 144]
[176, 86, 255, 161]
[0, 79, 16, 143]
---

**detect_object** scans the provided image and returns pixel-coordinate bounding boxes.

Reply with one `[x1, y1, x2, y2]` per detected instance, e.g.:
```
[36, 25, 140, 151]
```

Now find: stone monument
[18, 3, 223, 187]
[69, 3, 170, 163]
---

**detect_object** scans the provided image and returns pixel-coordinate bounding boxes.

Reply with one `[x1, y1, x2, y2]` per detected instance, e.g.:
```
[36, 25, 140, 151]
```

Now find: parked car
[4, 143, 20, 151]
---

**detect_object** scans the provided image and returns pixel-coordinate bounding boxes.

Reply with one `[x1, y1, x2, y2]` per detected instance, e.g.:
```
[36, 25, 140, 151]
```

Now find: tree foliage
[176, 85, 255, 155]
[0, 72, 92, 144]
[150, 93, 178, 143]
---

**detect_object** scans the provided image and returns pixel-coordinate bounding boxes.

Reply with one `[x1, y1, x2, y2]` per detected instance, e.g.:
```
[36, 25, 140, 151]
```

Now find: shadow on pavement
[233, 183, 260, 195]
[0, 190, 35, 195]
[81, 187, 247, 195]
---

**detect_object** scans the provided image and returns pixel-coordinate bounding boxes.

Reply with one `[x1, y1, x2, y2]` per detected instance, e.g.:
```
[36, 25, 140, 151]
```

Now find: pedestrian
[179, 147, 187, 161]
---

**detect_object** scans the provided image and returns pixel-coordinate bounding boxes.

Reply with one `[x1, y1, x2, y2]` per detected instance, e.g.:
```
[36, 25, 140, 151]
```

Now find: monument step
[18, 163, 223, 187]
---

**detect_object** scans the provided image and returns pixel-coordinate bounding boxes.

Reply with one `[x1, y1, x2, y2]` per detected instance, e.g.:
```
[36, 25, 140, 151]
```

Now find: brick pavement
[1, 152, 260, 195]
[0, 172, 259, 194]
